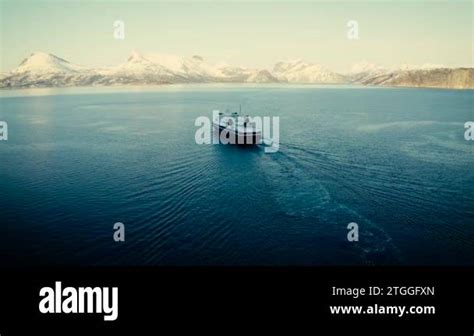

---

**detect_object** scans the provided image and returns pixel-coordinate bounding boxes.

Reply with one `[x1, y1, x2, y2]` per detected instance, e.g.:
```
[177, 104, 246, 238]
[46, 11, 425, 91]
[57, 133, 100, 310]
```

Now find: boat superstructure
[213, 108, 262, 145]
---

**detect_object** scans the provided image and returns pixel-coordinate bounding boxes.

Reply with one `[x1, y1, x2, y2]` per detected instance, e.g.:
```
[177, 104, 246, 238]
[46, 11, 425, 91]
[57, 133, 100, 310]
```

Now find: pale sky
[0, 0, 472, 72]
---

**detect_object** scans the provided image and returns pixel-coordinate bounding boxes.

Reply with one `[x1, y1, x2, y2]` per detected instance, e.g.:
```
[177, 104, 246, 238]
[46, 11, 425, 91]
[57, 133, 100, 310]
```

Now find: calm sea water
[0, 84, 473, 266]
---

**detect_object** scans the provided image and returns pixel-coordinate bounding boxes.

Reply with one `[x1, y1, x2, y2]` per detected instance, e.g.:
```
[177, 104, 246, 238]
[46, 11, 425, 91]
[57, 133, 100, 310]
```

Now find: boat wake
[261, 142, 401, 265]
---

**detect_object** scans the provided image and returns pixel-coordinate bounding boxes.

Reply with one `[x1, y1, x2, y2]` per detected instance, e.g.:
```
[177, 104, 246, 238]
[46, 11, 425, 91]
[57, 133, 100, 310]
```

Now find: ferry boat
[213, 107, 262, 145]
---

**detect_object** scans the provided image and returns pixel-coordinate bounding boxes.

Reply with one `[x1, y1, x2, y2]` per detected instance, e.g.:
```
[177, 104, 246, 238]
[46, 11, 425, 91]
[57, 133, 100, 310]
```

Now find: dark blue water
[0, 85, 473, 266]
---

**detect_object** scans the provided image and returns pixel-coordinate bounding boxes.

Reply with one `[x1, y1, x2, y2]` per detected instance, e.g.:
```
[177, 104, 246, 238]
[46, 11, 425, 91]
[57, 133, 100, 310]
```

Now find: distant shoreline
[3, 53, 473, 91]
[0, 82, 472, 99]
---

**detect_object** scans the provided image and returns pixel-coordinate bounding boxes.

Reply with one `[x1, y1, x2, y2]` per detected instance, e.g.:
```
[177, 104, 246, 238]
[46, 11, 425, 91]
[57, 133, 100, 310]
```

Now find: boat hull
[213, 123, 261, 145]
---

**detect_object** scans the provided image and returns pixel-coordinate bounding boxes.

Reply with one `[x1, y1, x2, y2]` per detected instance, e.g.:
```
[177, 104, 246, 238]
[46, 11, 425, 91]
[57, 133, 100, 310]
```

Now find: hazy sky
[1, 0, 472, 72]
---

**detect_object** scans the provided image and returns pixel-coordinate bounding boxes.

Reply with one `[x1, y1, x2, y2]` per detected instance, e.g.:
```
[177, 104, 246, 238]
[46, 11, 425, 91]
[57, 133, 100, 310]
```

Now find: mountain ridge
[1, 52, 473, 89]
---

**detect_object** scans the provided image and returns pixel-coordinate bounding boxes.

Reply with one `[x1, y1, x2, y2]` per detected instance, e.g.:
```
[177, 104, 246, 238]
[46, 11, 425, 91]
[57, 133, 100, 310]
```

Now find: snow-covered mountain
[1, 52, 472, 89]
[345, 60, 474, 89]
[354, 67, 474, 89]
[246, 70, 279, 83]
[13, 52, 86, 74]
[347, 61, 389, 84]
[143, 53, 220, 80]
[1, 51, 278, 87]
[95, 52, 185, 84]
[214, 64, 255, 82]
[1, 52, 99, 88]
[273, 59, 346, 84]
